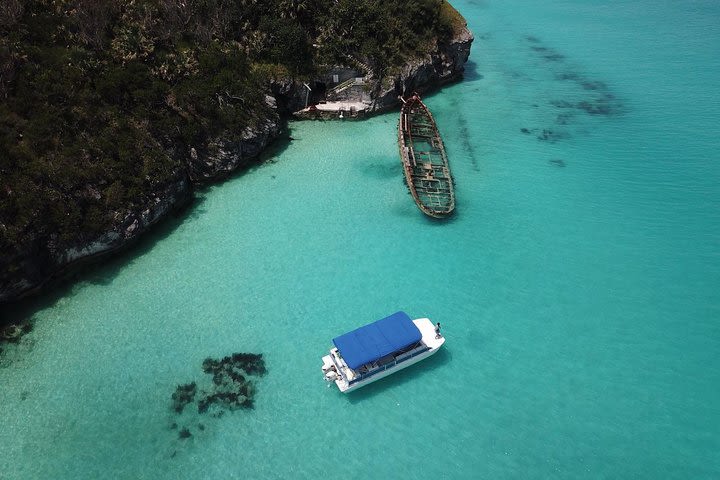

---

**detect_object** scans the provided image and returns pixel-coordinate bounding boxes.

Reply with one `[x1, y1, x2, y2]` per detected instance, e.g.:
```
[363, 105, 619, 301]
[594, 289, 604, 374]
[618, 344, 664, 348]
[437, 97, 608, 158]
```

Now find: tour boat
[321, 311, 445, 393]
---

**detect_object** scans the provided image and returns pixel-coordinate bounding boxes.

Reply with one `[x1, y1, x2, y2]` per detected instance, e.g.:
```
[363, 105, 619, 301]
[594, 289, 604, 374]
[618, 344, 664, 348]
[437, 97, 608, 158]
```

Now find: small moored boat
[398, 93, 455, 218]
[321, 311, 445, 393]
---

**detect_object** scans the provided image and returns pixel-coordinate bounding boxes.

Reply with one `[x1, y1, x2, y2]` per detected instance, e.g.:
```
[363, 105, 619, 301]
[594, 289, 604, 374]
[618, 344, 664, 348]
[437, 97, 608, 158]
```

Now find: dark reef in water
[555, 112, 574, 125]
[519, 127, 567, 143]
[543, 52, 566, 62]
[0, 321, 34, 356]
[576, 95, 619, 116]
[520, 34, 625, 150]
[537, 129, 567, 143]
[1, 321, 33, 343]
[171, 382, 197, 414]
[168, 352, 266, 447]
[549, 99, 575, 109]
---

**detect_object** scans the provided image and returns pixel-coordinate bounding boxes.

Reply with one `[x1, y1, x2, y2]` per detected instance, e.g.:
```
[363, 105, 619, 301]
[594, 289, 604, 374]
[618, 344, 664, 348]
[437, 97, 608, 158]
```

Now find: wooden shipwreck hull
[398, 94, 455, 218]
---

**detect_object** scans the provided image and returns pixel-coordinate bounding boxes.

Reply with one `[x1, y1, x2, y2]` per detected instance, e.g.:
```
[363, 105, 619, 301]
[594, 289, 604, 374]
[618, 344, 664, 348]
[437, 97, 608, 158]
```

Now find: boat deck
[322, 318, 445, 393]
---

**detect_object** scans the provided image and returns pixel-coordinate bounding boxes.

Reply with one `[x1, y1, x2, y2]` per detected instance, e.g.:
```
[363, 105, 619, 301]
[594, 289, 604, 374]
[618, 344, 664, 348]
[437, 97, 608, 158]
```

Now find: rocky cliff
[0, 112, 282, 304]
[0, 25, 472, 305]
[372, 26, 474, 111]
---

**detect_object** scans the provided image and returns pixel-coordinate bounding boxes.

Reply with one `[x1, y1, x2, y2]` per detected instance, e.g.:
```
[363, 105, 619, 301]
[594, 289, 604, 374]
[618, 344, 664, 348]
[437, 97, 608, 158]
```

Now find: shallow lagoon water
[2, 1, 720, 478]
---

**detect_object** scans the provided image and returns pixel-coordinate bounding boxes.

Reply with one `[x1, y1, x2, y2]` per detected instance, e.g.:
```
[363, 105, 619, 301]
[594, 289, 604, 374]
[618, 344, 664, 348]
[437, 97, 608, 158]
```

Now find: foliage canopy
[0, 0, 459, 254]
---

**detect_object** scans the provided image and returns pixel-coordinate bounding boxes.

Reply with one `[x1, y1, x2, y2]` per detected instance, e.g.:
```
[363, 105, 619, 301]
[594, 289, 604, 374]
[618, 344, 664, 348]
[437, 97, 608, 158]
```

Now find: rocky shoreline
[0, 26, 472, 307]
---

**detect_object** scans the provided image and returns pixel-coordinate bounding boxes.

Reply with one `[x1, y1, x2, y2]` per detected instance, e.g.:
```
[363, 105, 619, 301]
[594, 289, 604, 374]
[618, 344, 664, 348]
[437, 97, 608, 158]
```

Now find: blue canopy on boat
[333, 311, 422, 370]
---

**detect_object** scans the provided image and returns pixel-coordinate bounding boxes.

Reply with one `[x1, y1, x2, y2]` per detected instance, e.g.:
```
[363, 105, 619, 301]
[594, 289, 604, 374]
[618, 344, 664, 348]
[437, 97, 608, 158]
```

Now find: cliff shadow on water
[0, 195, 205, 339]
[0, 128, 299, 351]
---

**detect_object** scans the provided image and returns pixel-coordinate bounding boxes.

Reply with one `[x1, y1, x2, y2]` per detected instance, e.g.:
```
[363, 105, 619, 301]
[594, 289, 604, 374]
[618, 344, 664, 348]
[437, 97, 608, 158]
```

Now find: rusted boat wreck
[398, 94, 455, 218]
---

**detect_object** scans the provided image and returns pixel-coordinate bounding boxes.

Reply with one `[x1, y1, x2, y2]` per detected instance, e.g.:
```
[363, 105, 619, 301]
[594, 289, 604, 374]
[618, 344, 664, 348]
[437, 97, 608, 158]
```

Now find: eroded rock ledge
[0, 26, 473, 305]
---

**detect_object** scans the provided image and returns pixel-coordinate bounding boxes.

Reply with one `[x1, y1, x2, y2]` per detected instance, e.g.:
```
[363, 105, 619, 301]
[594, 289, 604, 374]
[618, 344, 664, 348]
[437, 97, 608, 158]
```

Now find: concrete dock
[294, 101, 372, 120]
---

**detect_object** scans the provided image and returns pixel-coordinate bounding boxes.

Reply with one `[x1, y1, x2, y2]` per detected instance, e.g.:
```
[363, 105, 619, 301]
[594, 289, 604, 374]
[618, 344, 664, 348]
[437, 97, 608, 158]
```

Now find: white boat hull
[321, 318, 445, 393]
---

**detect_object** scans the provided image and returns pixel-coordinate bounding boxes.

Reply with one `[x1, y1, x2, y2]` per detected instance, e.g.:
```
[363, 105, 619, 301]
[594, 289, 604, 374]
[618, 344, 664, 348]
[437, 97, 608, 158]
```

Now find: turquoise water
[2, 1, 720, 478]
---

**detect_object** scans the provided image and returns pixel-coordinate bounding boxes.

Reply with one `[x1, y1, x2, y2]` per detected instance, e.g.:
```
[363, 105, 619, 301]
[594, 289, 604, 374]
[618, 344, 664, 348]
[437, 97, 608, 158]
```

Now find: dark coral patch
[170, 352, 266, 438]
[196, 358, 259, 414]
[543, 52, 565, 62]
[1, 322, 33, 344]
[555, 113, 574, 125]
[519, 34, 624, 144]
[556, 72, 581, 81]
[550, 100, 575, 109]
[577, 99, 616, 116]
[580, 80, 607, 91]
[231, 353, 267, 376]
[537, 129, 567, 142]
[171, 382, 197, 413]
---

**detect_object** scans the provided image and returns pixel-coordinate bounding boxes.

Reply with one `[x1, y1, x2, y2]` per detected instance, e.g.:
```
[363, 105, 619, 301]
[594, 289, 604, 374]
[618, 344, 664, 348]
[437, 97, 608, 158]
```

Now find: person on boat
[435, 322, 442, 339]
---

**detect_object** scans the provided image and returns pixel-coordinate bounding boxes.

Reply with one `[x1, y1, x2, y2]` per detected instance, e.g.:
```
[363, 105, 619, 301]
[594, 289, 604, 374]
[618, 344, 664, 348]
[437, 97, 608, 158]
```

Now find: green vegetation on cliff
[0, 0, 461, 284]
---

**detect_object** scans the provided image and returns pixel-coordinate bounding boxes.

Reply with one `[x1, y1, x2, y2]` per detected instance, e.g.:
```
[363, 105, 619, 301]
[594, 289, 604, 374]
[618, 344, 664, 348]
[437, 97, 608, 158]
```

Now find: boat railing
[330, 349, 351, 384]
[348, 346, 430, 385]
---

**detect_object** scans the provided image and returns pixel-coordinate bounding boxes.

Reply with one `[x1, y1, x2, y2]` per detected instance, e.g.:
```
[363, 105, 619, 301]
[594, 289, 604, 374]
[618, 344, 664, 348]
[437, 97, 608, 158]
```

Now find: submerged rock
[550, 99, 575, 109]
[0, 322, 32, 344]
[580, 80, 607, 91]
[170, 352, 266, 433]
[196, 353, 265, 414]
[543, 52, 565, 62]
[555, 113, 574, 125]
[577, 99, 618, 116]
[171, 382, 197, 413]
[537, 129, 567, 142]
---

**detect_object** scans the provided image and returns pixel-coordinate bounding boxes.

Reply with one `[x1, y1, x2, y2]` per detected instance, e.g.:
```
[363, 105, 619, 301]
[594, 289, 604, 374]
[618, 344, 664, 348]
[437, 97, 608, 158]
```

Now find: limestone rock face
[187, 95, 281, 182]
[269, 79, 308, 115]
[1, 106, 284, 302]
[188, 118, 281, 182]
[0, 174, 192, 303]
[371, 26, 474, 111]
[1, 120, 284, 304]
